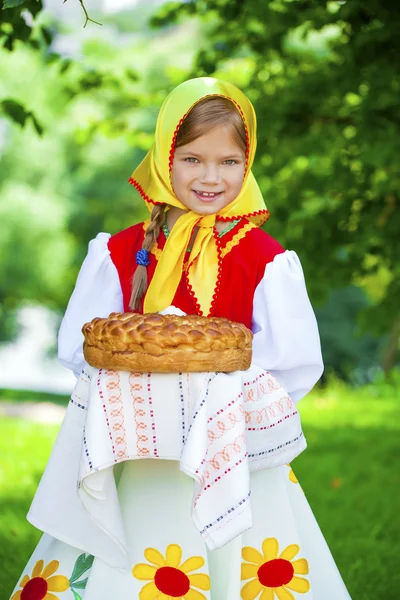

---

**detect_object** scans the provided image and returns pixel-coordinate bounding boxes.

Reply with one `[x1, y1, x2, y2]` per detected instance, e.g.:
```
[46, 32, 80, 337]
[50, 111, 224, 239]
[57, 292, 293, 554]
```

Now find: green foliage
[152, 0, 400, 346]
[0, 98, 43, 134]
[1, 0, 101, 29]
[0, 0, 398, 373]
[3, 0, 27, 9]
[0, 1, 199, 340]
[315, 286, 385, 383]
[0, 0, 46, 51]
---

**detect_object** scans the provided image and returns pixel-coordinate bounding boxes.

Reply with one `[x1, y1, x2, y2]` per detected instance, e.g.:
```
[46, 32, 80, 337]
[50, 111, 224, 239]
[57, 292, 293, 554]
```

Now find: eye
[184, 157, 200, 163]
[223, 159, 238, 165]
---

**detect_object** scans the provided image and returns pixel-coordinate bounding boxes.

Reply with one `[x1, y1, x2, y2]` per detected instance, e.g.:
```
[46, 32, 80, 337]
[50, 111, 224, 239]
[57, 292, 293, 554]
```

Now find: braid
[129, 204, 166, 311]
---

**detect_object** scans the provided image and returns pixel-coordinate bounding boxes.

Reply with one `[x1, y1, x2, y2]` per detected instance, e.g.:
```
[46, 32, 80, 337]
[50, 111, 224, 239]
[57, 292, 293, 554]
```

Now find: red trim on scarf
[183, 271, 203, 316]
[128, 177, 162, 206]
[208, 229, 223, 317]
[218, 209, 270, 223]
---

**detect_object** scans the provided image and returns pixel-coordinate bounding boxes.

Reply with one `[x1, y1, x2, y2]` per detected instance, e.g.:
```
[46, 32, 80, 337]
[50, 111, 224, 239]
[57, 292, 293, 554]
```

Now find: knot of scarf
[144, 212, 219, 315]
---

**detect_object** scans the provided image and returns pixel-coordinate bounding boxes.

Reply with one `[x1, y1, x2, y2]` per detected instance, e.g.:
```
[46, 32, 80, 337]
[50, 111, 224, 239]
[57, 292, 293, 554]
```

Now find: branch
[78, 0, 102, 27]
[63, 0, 103, 28]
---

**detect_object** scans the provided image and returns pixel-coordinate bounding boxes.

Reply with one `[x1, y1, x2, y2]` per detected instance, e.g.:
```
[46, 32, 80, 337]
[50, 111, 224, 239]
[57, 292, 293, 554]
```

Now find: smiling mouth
[192, 190, 223, 199]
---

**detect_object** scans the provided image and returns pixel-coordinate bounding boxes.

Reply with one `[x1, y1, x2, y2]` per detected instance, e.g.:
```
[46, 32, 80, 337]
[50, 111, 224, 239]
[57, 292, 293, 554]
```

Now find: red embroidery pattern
[194, 434, 248, 507]
[206, 433, 247, 472]
[129, 373, 151, 456]
[193, 373, 299, 506]
[244, 372, 282, 400]
[146, 373, 159, 457]
[105, 370, 128, 460]
[245, 395, 294, 426]
[207, 404, 245, 444]
[97, 369, 116, 459]
[247, 411, 299, 432]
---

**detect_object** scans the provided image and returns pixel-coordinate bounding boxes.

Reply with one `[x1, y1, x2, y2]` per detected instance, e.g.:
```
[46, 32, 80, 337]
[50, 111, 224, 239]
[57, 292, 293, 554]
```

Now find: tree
[0, 0, 198, 341]
[151, 0, 400, 370]
[1, 0, 398, 375]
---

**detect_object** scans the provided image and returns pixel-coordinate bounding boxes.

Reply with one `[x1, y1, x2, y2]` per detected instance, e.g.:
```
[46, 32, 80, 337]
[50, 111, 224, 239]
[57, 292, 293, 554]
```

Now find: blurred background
[0, 0, 399, 598]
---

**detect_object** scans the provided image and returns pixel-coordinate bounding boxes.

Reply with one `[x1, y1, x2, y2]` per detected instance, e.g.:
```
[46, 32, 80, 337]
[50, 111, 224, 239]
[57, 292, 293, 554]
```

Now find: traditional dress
[10, 78, 351, 600]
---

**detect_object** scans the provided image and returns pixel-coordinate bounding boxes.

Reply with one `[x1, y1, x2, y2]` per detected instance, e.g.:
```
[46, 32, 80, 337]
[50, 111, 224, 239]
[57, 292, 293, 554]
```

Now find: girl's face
[171, 125, 246, 216]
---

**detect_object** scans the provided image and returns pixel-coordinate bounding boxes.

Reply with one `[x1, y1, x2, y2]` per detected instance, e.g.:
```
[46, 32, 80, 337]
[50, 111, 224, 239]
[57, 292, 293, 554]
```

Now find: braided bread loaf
[82, 312, 252, 373]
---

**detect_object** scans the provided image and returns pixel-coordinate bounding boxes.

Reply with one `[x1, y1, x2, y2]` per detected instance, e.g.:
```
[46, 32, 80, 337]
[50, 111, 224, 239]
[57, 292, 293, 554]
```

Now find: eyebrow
[175, 150, 244, 160]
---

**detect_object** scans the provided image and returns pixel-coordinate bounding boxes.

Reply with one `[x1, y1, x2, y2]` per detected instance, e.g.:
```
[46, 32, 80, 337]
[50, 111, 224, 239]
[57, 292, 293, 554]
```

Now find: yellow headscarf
[129, 77, 269, 315]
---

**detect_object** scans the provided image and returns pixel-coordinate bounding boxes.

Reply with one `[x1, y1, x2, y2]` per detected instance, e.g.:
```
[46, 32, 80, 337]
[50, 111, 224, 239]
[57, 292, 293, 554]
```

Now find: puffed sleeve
[251, 250, 324, 403]
[58, 232, 124, 376]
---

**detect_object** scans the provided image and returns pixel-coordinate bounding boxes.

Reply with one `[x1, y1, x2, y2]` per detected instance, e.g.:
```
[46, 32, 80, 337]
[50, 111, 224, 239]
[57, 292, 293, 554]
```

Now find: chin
[193, 204, 220, 215]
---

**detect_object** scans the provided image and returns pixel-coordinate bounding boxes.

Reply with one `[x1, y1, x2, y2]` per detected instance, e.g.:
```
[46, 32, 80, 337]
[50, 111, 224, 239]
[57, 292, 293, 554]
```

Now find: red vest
[108, 220, 284, 330]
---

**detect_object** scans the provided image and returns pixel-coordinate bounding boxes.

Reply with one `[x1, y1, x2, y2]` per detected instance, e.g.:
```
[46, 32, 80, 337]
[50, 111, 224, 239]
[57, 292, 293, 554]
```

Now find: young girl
[10, 78, 351, 600]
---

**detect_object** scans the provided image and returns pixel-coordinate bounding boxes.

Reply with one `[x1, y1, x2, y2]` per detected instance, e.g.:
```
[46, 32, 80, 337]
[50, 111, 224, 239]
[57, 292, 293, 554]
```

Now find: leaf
[71, 578, 89, 590]
[71, 590, 82, 600]
[1, 99, 43, 135]
[69, 554, 94, 585]
[0, 99, 29, 126]
[3, 0, 27, 8]
[29, 113, 44, 136]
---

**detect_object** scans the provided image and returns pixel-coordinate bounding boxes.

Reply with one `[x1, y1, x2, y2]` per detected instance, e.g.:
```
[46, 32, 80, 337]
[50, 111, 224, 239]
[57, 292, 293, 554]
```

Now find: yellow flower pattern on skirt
[11, 559, 70, 600]
[287, 464, 299, 484]
[132, 543, 210, 599]
[241, 537, 310, 600]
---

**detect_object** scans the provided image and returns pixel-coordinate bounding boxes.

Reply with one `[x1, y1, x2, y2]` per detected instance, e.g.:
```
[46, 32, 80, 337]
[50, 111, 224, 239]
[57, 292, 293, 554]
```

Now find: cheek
[229, 168, 245, 193]
[171, 164, 191, 190]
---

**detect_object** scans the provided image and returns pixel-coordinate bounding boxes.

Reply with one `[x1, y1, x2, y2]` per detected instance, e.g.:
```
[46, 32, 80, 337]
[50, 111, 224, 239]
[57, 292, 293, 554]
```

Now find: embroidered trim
[218, 208, 270, 225]
[208, 230, 223, 317]
[219, 218, 241, 237]
[184, 271, 203, 315]
[199, 491, 251, 536]
[248, 432, 304, 460]
[220, 221, 256, 259]
[163, 217, 241, 240]
[183, 226, 222, 317]
[128, 372, 150, 457]
[129, 177, 161, 206]
[162, 218, 197, 252]
[146, 373, 159, 457]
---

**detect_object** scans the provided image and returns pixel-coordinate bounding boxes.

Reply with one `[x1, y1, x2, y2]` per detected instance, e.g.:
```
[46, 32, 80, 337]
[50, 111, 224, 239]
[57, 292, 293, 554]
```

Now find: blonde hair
[129, 203, 166, 310]
[176, 96, 246, 154]
[129, 96, 246, 311]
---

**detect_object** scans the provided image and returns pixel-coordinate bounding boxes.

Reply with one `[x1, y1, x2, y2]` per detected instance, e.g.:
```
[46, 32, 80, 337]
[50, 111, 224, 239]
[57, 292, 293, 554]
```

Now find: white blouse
[58, 233, 323, 403]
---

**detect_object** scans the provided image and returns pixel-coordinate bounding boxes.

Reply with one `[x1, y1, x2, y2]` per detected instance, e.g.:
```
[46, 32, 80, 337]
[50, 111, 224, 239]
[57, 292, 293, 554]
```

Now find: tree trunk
[383, 319, 400, 377]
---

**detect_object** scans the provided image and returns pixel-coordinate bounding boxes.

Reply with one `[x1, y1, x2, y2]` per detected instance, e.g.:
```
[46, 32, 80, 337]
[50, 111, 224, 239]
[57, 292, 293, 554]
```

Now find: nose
[199, 162, 221, 185]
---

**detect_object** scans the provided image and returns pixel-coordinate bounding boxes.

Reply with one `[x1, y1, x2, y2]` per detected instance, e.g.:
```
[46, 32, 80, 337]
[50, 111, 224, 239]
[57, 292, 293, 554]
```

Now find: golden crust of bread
[82, 312, 253, 373]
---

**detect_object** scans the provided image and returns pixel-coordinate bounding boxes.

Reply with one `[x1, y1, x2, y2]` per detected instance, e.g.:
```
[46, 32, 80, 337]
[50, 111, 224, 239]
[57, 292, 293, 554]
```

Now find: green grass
[0, 387, 69, 406]
[294, 378, 400, 600]
[0, 417, 60, 599]
[1, 380, 399, 599]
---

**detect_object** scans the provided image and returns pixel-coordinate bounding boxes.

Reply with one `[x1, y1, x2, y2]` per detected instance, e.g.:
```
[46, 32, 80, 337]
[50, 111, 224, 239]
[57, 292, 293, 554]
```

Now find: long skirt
[9, 460, 351, 600]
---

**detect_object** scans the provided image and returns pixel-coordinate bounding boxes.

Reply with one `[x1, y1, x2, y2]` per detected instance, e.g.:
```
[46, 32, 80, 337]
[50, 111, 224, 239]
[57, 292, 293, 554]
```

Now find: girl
[10, 78, 351, 600]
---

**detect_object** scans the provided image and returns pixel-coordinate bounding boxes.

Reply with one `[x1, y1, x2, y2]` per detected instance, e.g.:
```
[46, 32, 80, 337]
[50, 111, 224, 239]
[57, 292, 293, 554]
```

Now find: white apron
[9, 367, 351, 600]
